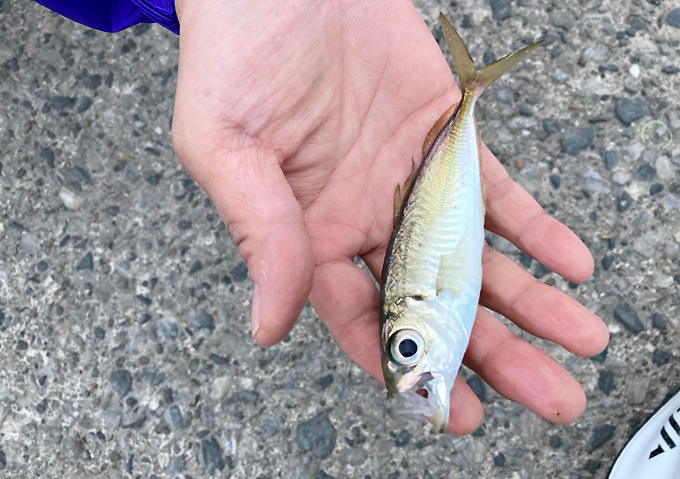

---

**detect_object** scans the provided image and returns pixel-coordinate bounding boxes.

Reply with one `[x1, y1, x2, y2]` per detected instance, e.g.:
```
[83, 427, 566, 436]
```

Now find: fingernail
[251, 284, 261, 338]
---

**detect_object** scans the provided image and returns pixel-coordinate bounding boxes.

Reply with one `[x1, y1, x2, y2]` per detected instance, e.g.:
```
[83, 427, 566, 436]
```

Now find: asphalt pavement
[0, 1, 678, 478]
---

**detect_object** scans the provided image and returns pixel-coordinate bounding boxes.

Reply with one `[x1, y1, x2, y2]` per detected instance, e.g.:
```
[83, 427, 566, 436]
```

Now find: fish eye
[390, 329, 425, 366]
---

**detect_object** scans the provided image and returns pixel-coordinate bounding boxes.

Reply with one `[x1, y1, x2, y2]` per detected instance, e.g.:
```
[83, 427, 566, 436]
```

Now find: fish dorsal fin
[480, 183, 487, 220]
[405, 158, 417, 194]
[439, 13, 542, 95]
[393, 159, 418, 227]
[423, 103, 458, 157]
[436, 230, 467, 297]
[393, 183, 402, 227]
[478, 135, 487, 219]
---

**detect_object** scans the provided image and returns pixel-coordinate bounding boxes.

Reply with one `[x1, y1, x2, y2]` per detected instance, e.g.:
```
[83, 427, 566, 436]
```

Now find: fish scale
[380, 14, 541, 433]
[387, 103, 481, 299]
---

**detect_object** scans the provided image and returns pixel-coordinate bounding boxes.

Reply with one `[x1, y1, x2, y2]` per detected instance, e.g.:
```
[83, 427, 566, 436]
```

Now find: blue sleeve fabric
[34, 0, 179, 35]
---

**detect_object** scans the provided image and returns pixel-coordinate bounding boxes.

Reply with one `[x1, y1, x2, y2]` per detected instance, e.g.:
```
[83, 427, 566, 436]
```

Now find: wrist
[175, 0, 186, 22]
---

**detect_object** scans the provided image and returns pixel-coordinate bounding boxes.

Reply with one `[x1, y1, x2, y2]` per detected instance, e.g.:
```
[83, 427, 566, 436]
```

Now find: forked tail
[439, 13, 542, 96]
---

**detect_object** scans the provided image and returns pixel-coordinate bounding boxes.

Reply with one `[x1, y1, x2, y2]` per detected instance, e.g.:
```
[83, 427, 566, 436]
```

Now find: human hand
[171, 0, 609, 435]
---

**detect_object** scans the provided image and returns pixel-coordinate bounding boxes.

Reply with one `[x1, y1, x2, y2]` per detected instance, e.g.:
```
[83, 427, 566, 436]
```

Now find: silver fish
[380, 14, 541, 433]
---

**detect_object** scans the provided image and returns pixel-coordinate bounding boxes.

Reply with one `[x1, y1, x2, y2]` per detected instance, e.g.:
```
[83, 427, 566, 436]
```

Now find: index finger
[480, 143, 594, 283]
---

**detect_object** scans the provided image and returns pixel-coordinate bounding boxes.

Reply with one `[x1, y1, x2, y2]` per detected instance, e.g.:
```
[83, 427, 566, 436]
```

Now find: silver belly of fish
[379, 13, 541, 433]
[380, 95, 484, 433]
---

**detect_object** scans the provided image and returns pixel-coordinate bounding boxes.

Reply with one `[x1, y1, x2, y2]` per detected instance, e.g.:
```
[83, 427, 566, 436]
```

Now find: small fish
[380, 14, 541, 433]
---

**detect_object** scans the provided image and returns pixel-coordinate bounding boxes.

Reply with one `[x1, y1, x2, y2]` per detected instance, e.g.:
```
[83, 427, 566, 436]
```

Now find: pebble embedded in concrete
[3, 2, 679, 478]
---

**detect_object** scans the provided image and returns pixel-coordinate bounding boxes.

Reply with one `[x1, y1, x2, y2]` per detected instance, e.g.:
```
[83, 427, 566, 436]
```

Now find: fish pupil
[399, 339, 418, 358]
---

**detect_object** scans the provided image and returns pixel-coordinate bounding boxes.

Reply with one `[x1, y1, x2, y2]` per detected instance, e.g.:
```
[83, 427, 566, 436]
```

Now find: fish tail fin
[439, 13, 476, 90]
[439, 13, 542, 96]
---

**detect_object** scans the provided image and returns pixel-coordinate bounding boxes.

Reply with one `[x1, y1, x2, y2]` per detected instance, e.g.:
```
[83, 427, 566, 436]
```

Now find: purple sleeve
[34, 0, 179, 34]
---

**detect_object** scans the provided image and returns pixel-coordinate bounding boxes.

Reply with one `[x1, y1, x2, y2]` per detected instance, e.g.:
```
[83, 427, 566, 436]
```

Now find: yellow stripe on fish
[380, 13, 542, 433]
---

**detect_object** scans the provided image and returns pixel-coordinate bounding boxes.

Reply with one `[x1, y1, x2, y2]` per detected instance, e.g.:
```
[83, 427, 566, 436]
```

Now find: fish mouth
[386, 371, 451, 433]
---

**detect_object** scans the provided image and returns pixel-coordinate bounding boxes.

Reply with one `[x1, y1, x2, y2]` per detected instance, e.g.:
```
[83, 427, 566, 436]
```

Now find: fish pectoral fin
[436, 231, 468, 297]
[423, 104, 458, 157]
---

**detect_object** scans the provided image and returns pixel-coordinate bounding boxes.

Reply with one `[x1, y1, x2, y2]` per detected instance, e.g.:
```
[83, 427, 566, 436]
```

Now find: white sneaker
[609, 388, 680, 478]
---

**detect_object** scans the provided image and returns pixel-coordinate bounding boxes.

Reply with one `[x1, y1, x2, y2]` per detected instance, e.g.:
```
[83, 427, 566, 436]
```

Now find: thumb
[177, 143, 314, 347]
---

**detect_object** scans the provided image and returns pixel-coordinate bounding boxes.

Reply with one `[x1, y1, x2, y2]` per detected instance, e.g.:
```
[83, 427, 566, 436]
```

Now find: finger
[360, 248, 389, 284]
[364, 244, 605, 416]
[309, 260, 383, 380]
[480, 245, 609, 357]
[464, 307, 586, 424]
[175, 143, 314, 347]
[481, 143, 594, 283]
[310, 259, 483, 435]
[360, 153, 593, 288]
[361, 219, 607, 357]
[448, 375, 484, 436]
[362, 247, 592, 424]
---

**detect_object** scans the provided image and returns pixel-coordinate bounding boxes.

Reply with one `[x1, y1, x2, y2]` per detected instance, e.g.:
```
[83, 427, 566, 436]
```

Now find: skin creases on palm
[172, 0, 608, 435]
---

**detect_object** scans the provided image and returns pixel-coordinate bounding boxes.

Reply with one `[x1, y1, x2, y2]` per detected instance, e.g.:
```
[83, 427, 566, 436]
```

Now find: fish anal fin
[423, 103, 458, 157]
[477, 133, 487, 219]
[436, 231, 468, 297]
[481, 184, 487, 220]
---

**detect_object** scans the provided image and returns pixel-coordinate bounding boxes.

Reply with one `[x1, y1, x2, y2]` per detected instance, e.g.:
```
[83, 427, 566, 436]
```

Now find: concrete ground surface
[1, 0, 678, 478]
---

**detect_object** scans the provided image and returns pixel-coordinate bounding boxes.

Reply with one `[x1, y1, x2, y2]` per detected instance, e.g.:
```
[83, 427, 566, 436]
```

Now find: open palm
[172, 0, 608, 434]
